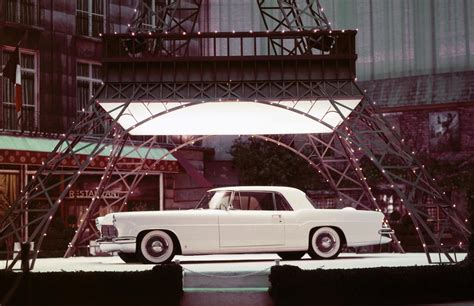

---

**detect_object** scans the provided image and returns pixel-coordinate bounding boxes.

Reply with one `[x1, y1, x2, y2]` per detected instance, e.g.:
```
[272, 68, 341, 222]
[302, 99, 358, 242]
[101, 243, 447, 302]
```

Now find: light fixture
[99, 99, 362, 136]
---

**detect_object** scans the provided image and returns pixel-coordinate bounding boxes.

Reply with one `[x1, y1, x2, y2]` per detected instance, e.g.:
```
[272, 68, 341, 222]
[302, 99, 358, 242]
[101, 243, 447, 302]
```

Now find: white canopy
[98, 99, 360, 135]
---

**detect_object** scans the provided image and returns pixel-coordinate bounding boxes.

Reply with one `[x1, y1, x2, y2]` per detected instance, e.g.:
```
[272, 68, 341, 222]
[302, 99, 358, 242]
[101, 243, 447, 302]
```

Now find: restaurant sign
[68, 189, 122, 199]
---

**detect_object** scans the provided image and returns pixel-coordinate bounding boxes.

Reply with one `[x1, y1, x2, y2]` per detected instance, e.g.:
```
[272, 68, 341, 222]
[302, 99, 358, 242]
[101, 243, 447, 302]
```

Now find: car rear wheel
[138, 230, 175, 264]
[277, 251, 306, 260]
[118, 252, 140, 263]
[309, 227, 341, 259]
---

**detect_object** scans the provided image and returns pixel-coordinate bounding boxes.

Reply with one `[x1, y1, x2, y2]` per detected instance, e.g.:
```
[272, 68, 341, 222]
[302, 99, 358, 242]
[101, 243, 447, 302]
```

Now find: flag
[2, 46, 22, 128]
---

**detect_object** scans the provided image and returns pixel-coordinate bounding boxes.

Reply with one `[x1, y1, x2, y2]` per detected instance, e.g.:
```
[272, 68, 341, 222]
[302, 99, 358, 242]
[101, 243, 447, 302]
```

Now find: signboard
[429, 111, 460, 152]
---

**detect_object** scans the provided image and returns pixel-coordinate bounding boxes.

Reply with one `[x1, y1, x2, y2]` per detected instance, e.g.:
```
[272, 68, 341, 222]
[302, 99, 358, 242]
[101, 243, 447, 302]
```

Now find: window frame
[4, 0, 39, 26]
[1, 46, 39, 131]
[76, 60, 102, 114]
[76, 0, 106, 37]
[231, 191, 293, 211]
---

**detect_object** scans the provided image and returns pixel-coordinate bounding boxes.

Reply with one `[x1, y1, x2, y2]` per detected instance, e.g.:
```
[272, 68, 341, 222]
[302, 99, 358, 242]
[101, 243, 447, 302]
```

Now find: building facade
[0, 0, 223, 256]
[1, 1, 472, 253]
[196, 1, 474, 251]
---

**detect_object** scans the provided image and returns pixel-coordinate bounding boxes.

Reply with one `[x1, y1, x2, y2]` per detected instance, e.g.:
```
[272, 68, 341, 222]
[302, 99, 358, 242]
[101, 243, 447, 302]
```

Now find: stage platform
[2, 252, 466, 273]
[1, 253, 469, 306]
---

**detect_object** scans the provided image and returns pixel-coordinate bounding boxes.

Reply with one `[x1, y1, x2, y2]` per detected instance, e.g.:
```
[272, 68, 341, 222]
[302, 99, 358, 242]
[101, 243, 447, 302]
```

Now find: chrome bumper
[97, 237, 136, 253]
[378, 228, 394, 244]
[378, 228, 395, 235]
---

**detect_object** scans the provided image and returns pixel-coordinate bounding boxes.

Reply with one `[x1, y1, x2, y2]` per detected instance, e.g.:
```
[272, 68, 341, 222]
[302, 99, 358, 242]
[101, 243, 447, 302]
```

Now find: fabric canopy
[0, 135, 178, 172]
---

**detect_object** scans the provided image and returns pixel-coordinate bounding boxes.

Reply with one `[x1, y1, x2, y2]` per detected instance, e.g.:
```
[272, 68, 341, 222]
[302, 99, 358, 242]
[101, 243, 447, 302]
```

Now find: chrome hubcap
[316, 233, 335, 252]
[145, 236, 169, 257]
[151, 241, 164, 253]
[320, 236, 333, 249]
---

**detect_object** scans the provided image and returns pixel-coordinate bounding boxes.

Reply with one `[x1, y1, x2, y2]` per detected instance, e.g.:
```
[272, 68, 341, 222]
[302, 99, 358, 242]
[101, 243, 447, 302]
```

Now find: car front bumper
[97, 237, 136, 253]
[378, 228, 394, 244]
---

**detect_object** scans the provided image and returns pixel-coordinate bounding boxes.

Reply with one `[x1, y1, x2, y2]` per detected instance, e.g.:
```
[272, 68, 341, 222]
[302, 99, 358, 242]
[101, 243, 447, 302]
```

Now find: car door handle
[272, 214, 282, 223]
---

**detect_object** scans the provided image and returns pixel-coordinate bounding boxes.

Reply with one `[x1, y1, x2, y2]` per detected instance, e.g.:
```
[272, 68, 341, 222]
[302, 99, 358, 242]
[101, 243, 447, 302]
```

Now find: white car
[96, 186, 393, 264]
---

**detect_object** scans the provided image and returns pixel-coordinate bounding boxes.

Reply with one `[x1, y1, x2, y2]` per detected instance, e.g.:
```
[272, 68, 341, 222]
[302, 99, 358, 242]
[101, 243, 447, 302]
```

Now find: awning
[0, 135, 179, 172]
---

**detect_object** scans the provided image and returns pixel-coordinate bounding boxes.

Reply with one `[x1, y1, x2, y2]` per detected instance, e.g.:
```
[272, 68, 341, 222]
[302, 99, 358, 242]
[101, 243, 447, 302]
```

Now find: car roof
[210, 186, 301, 193]
[208, 186, 314, 210]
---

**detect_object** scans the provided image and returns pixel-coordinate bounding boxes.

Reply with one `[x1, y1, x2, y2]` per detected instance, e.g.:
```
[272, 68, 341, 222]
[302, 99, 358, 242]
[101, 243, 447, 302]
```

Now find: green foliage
[360, 154, 474, 194]
[419, 157, 474, 192]
[359, 154, 412, 187]
[230, 137, 327, 190]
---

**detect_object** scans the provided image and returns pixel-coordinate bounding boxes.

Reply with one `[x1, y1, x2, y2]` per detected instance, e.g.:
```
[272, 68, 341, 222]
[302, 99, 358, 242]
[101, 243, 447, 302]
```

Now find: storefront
[0, 134, 180, 231]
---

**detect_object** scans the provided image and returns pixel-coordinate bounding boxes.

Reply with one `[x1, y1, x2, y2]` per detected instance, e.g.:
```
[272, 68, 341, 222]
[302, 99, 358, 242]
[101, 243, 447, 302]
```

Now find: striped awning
[0, 135, 179, 172]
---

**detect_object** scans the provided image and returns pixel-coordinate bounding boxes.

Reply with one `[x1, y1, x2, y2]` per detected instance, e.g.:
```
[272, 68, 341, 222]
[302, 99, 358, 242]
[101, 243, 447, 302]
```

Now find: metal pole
[159, 172, 164, 211]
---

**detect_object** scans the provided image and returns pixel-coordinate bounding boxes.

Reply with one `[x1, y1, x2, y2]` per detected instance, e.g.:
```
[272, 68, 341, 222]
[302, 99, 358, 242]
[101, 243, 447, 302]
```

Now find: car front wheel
[309, 227, 341, 259]
[138, 230, 175, 264]
[118, 252, 140, 263]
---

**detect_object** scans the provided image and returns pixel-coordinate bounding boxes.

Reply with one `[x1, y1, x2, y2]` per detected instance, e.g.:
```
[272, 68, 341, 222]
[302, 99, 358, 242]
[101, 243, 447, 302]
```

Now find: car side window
[207, 191, 232, 210]
[274, 193, 292, 211]
[258, 193, 274, 210]
[231, 192, 241, 210]
[237, 192, 274, 211]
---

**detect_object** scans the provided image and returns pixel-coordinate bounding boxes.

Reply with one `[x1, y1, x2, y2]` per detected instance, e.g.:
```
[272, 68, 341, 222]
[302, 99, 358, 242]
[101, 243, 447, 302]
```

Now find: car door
[218, 191, 285, 248]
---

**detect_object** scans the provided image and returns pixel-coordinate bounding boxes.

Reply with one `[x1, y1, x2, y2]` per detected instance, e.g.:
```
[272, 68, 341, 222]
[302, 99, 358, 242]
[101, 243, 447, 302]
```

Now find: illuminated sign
[68, 190, 121, 199]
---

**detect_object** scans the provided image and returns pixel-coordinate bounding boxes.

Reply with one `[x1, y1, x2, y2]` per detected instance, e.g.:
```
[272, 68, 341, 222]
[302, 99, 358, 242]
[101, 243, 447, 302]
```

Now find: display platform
[2, 252, 466, 273]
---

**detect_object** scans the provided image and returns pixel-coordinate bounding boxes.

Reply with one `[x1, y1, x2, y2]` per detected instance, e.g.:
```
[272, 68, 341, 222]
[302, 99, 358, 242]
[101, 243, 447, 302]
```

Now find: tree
[230, 137, 327, 190]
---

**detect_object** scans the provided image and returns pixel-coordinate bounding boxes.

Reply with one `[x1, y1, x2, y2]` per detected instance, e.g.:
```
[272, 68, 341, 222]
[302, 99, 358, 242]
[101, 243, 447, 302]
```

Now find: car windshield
[195, 191, 232, 210]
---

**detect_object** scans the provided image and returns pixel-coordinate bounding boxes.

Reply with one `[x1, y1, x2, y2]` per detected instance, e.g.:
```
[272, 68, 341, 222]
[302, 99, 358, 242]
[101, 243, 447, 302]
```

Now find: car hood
[97, 209, 203, 225]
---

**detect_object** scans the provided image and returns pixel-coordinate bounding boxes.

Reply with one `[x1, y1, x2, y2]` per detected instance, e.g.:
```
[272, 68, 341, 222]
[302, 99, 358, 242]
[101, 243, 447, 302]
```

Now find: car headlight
[95, 217, 103, 231]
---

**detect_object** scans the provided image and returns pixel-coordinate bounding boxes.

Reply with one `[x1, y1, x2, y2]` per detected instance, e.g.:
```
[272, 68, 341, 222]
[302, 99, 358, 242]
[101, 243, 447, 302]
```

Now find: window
[4, 0, 38, 26]
[274, 193, 292, 211]
[1, 48, 37, 131]
[76, 0, 104, 37]
[76, 62, 101, 114]
[310, 196, 336, 209]
[0, 173, 20, 220]
[195, 191, 232, 210]
[233, 192, 275, 211]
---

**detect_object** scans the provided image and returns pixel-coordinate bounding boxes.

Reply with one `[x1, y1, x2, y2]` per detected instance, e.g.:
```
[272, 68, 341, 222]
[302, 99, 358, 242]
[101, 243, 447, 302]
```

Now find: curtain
[202, 0, 474, 80]
[0, 174, 19, 220]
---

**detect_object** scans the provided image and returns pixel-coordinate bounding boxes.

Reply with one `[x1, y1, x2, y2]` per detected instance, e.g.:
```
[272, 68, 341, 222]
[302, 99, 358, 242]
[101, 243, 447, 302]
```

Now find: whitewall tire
[309, 227, 342, 259]
[139, 230, 175, 264]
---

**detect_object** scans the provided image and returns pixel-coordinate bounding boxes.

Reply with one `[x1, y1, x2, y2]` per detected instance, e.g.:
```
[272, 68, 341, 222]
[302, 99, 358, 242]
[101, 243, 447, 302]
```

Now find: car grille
[101, 225, 118, 239]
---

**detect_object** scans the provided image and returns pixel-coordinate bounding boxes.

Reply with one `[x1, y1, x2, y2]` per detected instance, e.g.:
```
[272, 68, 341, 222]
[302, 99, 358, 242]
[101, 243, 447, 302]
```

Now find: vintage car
[96, 186, 393, 264]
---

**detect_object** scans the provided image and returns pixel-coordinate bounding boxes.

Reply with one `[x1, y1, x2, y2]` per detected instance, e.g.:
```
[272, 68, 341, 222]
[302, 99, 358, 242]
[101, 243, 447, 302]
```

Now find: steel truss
[0, 0, 471, 271]
[86, 79, 467, 262]
[0, 99, 178, 269]
[127, 0, 202, 56]
[257, 0, 334, 55]
[95, 81, 470, 262]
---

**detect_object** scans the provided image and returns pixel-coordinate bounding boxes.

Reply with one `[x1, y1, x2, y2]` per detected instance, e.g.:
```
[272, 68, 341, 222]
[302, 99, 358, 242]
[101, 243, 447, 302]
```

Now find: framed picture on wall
[429, 111, 460, 152]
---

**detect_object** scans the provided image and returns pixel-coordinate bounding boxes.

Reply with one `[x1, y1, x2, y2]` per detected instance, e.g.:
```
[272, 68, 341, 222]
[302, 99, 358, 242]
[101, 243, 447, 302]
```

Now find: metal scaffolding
[0, 0, 470, 270]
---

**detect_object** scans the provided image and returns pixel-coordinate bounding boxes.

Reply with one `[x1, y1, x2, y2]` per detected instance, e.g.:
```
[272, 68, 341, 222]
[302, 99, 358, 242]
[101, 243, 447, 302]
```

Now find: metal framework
[257, 0, 334, 55]
[127, 0, 202, 56]
[0, 0, 471, 271]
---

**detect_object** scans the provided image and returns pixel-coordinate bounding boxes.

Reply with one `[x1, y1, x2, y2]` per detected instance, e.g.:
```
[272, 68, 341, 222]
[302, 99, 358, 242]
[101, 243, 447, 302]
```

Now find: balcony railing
[3, 0, 39, 27]
[103, 30, 356, 60]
